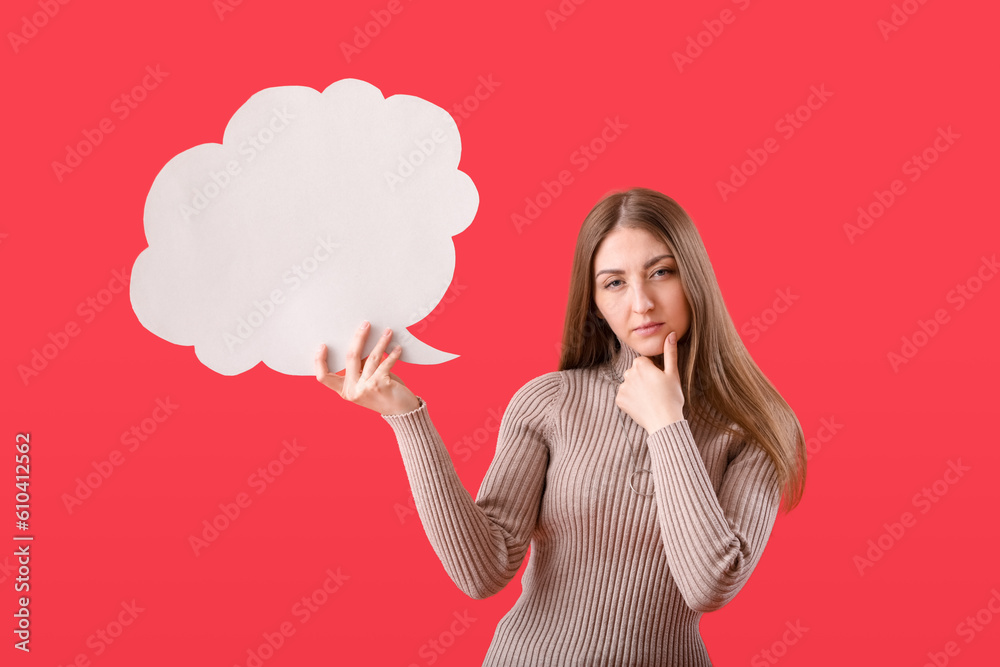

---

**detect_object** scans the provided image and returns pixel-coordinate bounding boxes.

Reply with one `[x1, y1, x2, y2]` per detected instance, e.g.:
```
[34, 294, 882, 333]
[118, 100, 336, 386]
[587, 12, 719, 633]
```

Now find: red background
[5, 0, 999, 665]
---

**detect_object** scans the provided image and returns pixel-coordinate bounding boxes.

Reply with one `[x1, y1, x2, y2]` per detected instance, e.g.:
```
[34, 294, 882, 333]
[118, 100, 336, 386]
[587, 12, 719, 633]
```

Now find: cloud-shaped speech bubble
[130, 78, 477, 376]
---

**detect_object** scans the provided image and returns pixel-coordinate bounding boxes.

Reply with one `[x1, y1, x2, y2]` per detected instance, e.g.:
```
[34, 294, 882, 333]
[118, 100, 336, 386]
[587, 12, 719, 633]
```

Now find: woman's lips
[634, 322, 663, 335]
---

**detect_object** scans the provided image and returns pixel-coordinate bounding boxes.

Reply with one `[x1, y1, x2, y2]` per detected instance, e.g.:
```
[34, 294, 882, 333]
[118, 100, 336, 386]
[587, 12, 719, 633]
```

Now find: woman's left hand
[615, 331, 686, 435]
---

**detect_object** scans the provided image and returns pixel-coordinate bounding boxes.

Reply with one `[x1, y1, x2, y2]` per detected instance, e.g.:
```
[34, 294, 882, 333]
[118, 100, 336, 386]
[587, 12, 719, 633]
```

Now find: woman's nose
[630, 285, 654, 312]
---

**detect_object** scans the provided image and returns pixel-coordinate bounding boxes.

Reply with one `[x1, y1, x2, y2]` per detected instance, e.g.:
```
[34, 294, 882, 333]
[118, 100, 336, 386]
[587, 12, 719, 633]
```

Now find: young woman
[315, 187, 807, 666]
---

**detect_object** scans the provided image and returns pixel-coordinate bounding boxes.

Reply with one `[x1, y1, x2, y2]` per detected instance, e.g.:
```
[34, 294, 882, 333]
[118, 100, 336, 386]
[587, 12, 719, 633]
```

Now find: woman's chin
[634, 337, 666, 355]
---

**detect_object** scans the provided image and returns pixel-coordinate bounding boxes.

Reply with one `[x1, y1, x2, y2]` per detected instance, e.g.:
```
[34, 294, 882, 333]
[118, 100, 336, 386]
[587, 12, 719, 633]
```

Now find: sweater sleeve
[645, 419, 782, 613]
[380, 372, 561, 600]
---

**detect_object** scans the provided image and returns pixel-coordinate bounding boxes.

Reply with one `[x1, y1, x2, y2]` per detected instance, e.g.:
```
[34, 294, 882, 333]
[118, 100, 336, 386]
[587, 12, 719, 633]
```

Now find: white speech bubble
[130, 78, 478, 376]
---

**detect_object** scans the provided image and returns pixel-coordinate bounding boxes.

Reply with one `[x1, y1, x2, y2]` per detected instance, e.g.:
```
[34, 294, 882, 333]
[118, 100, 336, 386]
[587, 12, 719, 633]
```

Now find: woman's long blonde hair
[559, 187, 806, 512]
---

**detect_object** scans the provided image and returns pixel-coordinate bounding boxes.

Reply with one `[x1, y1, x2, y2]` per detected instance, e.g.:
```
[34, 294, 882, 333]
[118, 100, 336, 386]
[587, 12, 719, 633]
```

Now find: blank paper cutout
[130, 78, 478, 376]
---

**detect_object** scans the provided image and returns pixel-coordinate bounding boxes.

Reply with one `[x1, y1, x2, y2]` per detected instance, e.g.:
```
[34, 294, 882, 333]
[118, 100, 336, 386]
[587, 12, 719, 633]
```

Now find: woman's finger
[387, 367, 406, 387]
[662, 330, 678, 376]
[345, 320, 370, 388]
[361, 326, 394, 382]
[314, 343, 344, 393]
[373, 344, 403, 383]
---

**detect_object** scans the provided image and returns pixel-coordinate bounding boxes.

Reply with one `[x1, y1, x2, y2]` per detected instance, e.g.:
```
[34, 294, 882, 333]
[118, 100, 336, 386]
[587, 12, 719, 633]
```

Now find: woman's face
[592, 225, 691, 358]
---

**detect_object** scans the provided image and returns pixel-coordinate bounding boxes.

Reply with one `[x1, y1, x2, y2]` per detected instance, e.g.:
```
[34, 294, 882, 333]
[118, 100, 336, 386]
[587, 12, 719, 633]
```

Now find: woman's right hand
[314, 320, 422, 416]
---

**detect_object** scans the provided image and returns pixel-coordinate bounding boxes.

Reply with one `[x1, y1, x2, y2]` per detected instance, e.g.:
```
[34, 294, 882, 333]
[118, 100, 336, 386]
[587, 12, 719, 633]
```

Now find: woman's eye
[603, 269, 673, 289]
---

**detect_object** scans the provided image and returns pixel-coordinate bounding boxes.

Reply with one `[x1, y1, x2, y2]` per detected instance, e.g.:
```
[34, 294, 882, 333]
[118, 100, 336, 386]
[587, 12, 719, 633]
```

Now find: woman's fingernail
[383, 327, 391, 336]
[361, 320, 369, 328]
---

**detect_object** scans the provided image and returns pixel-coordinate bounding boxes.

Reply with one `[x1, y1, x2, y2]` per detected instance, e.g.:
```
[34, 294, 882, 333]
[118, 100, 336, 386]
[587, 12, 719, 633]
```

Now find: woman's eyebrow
[595, 254, 674, 278]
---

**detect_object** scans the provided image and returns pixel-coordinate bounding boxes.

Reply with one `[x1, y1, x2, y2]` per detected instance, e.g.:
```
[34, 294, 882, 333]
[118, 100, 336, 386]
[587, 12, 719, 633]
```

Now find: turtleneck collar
[607, 336, 646, 381]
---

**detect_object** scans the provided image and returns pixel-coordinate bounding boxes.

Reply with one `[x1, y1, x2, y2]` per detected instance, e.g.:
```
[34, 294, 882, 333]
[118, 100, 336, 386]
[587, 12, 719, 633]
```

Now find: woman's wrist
[384, 395, 422, 417]
[645, 410, 684, 435]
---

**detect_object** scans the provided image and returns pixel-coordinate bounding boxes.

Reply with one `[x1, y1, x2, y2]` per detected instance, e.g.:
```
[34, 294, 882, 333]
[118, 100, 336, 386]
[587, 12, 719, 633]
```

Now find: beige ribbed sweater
[382, 338, 783, 666]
